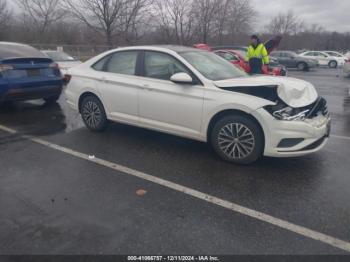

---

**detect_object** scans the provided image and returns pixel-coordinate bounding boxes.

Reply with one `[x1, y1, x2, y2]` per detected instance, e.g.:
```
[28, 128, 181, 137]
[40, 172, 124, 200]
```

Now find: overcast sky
[251, 0, 350, 32]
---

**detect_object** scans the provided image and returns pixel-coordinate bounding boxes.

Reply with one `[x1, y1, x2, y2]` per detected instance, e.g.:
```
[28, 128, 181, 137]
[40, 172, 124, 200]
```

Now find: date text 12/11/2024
[127, 256, 220, 261]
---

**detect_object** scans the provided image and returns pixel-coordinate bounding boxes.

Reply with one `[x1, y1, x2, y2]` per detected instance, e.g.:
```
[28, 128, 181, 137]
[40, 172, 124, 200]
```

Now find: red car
[214, 49, 286, 76]
[193, 39, 287, 76]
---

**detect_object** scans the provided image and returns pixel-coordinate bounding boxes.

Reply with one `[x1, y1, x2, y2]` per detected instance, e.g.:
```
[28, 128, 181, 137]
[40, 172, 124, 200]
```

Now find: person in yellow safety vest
[245, 35, 270, 74]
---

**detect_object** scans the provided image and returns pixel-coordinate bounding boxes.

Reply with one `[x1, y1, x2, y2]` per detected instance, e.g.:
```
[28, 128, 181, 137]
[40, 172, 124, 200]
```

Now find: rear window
[0, 43, 46, 59]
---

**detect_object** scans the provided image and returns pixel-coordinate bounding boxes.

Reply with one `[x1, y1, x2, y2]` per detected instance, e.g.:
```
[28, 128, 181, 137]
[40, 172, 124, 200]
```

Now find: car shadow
[0, 100, 67, 136]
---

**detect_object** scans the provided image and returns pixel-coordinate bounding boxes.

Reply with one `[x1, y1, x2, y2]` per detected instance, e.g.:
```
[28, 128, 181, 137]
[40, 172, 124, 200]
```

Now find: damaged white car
[65, 46, 331, 164]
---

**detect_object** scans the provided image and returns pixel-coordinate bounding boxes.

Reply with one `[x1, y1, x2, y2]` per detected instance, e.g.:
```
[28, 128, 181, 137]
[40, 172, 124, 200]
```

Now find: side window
[144, 51, 190, 81]
[92, 55, 111, 71]
[105, 51, 138, 75]
[317, 52, 327, 57]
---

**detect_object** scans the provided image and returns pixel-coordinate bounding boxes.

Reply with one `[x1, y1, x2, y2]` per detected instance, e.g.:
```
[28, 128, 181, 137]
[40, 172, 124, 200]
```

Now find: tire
[44, 95, 60, 104]
[80, 95, 108, 132]
[210, 115, 264, 165]
[329, 60, 337, 68]
[297, 62, 307, 71]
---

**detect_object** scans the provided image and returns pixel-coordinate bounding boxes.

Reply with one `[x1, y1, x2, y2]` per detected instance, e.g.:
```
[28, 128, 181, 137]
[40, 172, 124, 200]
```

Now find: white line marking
[1, 124, 350, 253]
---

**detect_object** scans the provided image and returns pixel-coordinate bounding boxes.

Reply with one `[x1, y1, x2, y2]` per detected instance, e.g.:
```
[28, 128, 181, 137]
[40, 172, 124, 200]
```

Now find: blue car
[0, 42, 63, 104]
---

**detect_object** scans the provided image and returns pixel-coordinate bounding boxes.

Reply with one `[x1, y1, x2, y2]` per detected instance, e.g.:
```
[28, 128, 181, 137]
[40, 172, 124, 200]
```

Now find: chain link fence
[31, 44, 112, 61]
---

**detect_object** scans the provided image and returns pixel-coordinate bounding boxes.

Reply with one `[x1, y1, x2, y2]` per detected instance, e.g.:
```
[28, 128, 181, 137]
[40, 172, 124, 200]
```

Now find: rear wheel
[329, 60, 337, 68]
[80, 95, 108, 132]
[297, 62, 308, 71]
[210, 115, 264, 165]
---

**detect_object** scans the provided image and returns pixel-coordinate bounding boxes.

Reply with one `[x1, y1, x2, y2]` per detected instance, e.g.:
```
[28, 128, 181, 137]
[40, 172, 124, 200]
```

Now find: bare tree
[64, 0, 150, 47]
[267, 10, 304, 35]
[193, 0, 221, 43]
[215, 0, 256, 44]
[119, 0, 152, 45]
[154, 0, 195, 45]
[0, 0, 11, 26]
[0, 0, 12, 39]
[16, 0, 66, 37]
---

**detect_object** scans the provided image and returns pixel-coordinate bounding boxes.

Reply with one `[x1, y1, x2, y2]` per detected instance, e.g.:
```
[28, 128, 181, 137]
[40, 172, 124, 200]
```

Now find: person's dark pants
[249, 58, 263, 74]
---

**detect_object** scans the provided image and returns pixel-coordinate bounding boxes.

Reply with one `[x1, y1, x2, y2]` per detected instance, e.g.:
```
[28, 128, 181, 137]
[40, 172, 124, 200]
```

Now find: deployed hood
[215, 76, 318, 108]
[264, 36, 282, 54]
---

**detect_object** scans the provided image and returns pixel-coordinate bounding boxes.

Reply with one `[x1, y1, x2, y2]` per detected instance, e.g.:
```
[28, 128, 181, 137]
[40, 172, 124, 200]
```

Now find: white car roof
[107, 45, 202, 54]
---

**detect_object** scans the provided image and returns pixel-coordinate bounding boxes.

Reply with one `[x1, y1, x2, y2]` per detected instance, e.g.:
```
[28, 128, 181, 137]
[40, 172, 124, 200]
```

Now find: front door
[138, 51, 204, 139]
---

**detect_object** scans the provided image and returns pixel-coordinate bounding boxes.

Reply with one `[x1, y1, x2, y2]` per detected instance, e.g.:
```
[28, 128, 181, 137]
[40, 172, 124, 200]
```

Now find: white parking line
[1, 124, 350, 253]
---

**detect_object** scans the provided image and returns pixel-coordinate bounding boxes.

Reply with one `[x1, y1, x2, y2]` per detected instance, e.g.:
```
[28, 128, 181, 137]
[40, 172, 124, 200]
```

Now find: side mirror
[170, 73, 193, 84]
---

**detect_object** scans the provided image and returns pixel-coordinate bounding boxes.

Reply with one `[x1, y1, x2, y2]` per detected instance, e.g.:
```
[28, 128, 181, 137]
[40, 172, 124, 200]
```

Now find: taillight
[49, 62, 59, 69]
[63, 74, 72, 84]
[0, 64, 14, 72]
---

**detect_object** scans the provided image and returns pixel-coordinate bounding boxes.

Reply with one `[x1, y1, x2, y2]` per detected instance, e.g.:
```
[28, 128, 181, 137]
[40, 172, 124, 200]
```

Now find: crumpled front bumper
[253, 108, 331, 157]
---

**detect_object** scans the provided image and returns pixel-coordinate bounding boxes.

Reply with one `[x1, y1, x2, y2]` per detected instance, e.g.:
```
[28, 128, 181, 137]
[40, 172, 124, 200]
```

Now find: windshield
[43, 51, 76, 62]
[180, 51, 247, 81]
[326, 52, 342, 57]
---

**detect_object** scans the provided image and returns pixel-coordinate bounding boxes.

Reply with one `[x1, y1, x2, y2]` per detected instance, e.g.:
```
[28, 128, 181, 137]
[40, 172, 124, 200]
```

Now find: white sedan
[65, 46, 331, 164]
[299, 51, 346, 68]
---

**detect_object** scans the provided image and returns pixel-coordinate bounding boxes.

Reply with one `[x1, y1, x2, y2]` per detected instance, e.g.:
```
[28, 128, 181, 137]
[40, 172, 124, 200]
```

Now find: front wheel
[210, 115, 264, 165]
[329, 60, 337, 68]
[80, 95, 108, 132]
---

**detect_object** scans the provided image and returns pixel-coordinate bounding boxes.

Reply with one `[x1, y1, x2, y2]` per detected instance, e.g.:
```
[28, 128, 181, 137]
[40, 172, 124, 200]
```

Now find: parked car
[210, 36, 282, 54]
[42, 50, 82, 74]
[65, 46, 330, 164]
[271, 51, 319, 71]
[299, 51, 346, 68]
[214, 49, 287, 76]
[0, 42, 63, 104]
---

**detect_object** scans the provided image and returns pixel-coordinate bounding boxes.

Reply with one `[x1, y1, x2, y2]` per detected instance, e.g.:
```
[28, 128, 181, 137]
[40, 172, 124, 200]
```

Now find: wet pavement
[1, 68, 350, 255]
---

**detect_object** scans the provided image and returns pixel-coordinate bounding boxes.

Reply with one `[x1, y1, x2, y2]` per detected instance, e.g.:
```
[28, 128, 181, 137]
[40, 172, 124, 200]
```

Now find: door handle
[100, 77, 107, 83]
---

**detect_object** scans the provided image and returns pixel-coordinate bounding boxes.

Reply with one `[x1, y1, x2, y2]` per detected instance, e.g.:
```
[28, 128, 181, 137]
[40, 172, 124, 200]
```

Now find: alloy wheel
[218, 123, 255, 160]
[329, 61, 337, 68]
[82, 101, 102, 128]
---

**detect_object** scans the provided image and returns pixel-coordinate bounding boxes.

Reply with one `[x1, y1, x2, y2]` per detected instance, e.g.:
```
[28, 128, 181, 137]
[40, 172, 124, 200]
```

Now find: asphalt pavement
[1, 68, 350, 255]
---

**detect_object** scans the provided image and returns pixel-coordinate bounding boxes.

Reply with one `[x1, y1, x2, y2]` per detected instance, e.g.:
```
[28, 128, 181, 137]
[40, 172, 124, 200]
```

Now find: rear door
[91, 51, 140, 124]
[138, 51, 204, 139]
[314, 52, 329, 65]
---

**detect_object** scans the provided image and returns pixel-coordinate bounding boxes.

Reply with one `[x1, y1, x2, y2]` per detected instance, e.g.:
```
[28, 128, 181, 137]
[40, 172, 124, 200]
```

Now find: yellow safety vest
[246, 43, 270, 65]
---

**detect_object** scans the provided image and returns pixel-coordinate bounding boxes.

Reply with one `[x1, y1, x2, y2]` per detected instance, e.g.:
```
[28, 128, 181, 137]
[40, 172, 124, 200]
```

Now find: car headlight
[264, 104, 310, 121]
